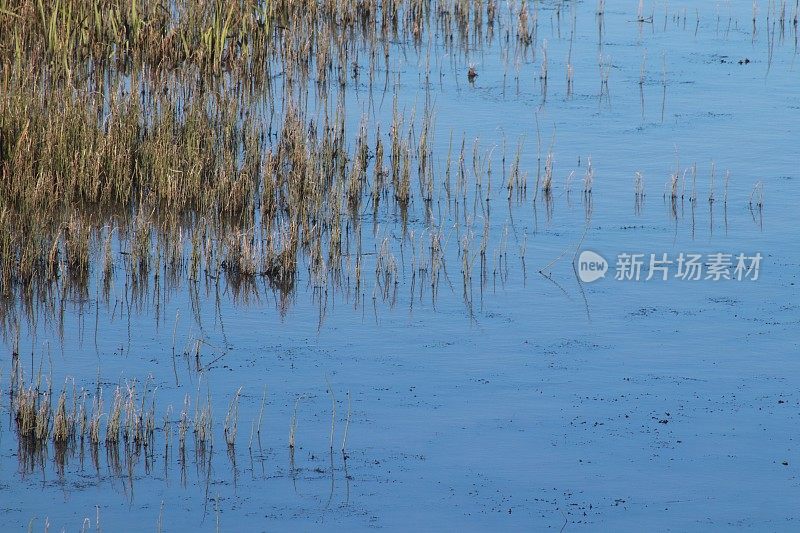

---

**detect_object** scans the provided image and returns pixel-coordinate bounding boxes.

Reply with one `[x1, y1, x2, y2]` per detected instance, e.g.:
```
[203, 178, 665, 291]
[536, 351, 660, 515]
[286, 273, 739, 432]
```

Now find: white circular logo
[576, 250, 608, 283]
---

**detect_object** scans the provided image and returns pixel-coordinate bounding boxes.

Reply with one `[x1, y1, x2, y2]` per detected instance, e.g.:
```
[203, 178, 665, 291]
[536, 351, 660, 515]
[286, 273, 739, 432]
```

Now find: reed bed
[0, 0, 764, 338]
[6, 367, 349, 484]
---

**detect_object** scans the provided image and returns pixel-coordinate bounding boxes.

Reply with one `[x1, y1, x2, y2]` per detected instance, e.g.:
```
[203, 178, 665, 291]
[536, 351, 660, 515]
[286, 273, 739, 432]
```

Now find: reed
[52, 388, 70, 444]
[724, 170, 731, 204]
[667, 173, 680, 199]
[249, 384, 267, 450]
[709, 161, 716, 204]
[518, 1, 532, 44]
[634, 171, 645, 215]
[194, 392, 213, 448]
[598, 54, 612, 103]
[89, 390, 103, 445]
[178, 395, 190, 452]
[542, 152, 554, 194]
[540, 39, 549, 83]
[106, 387, 123, 444]
[223, 387, 242, 447]
[634, 172, 646, 198]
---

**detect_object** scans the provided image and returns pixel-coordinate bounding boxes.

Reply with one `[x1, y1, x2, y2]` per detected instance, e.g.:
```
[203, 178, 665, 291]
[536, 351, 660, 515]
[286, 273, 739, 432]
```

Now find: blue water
[2, 1, 799, 531]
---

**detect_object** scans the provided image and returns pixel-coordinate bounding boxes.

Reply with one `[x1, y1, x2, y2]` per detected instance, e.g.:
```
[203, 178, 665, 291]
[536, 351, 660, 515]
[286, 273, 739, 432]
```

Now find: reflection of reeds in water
[599, 55, 612, 103]
[749, 181, 765, 230]
[750, 181, 765, 209]
[542, 151, 554, 196]
[518, 1, 534, 45]
[289, 397, 300, 450]
[709, 161, 717, 204]
[634, 171, 646, 215]
[506, 138, 527, 202]
[375, 238, 399, 303]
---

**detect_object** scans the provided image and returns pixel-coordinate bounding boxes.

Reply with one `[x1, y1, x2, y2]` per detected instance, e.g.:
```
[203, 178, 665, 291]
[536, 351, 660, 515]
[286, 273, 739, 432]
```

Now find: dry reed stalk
[106, 387, 123, 444]
[223, 387, 242, 447]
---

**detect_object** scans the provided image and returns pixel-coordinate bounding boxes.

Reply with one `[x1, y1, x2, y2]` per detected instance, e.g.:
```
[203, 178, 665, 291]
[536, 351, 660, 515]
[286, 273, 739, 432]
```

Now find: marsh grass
[1, 0, 531, 325]
[0, 0, 777, 334]
[7, 368, 335, 492]
[0, 3, 774, 524]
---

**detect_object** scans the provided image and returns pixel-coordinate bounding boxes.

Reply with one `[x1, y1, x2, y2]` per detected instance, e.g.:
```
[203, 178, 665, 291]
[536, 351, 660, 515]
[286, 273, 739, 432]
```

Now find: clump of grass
[542, 151, 554, 195]
[33, 383, 52, 441]
[223, 387, 242, 447]
[194, 391, 213, 449]
[52, 389, 71, 444]
[122, 381, 144, 445]
[89, 391, 103, 445]
[15, 382, 43, 439]
[106, 387, 123, 444]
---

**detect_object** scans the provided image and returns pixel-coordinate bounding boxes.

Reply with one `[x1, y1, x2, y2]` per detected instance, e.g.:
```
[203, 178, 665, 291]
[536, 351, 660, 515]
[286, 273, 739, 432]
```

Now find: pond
[0, 0, 798, 530]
